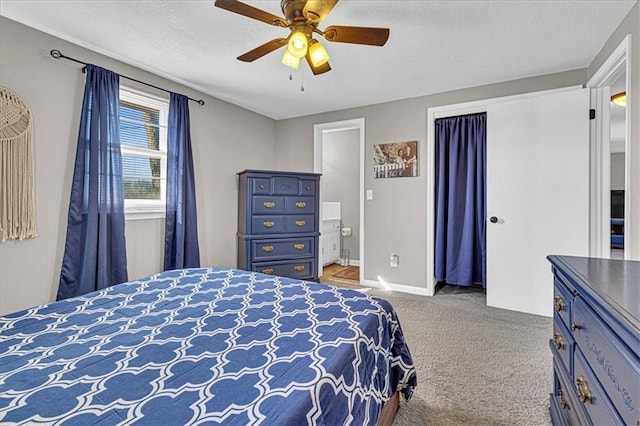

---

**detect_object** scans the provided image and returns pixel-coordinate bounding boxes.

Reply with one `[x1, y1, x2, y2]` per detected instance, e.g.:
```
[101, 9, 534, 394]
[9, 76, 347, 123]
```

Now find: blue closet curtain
[164, 93, 200, 270]
[434, 113, 486, 287]
[57, 64, 128, 300]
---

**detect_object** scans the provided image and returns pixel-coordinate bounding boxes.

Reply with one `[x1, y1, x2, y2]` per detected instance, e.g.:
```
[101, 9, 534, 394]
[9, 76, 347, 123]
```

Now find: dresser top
[238, 169, 321, 177]
[548, 255, 639, 330]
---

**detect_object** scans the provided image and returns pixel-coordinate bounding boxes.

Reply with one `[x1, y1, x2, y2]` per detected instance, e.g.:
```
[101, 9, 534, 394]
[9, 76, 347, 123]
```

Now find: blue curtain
[164, 93, 200, 270]
[57, 64, 128, 300]
[434, 113, 486, 287]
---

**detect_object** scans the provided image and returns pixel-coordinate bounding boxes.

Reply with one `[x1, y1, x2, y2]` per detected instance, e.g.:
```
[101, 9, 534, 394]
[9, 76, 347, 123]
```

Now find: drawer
[553, 277, 574, 332]
[572, 297, 640, 425]
[251, 216, 285, 234]
[272, 176, 300, 195]
[300, 179, 316, 196]
[251, 237, 315, 262]
[549, 393, 569, 426]
[251, 178, 271, 194]
[551, 361, 584, 426]
[573, 349, 624, 425]
[252, 196, 285, 214]
[285, 216, 315, 233]
[285, 196, 315, 214]
[552, 316, 574, 376]
[253, 259, 315, 280]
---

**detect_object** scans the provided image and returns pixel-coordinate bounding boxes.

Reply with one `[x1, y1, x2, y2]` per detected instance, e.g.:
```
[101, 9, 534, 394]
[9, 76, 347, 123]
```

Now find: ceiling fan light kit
[287, 30, 309, 58]
[214, 0, 390, 75]
[281, 49, 301, 69]
[308, 39, 329, 67]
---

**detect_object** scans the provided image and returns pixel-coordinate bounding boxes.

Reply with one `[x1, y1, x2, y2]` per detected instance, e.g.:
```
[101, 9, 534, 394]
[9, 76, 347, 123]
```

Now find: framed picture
[373, 140, 418, 178]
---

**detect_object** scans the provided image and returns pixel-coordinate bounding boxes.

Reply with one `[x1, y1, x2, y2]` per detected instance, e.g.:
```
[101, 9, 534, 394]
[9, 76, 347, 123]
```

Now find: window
[119, 87, 168, 218]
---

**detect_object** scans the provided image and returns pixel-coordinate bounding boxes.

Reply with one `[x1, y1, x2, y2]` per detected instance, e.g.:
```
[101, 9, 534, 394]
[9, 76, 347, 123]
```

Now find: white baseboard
[363, 279, 432, 297]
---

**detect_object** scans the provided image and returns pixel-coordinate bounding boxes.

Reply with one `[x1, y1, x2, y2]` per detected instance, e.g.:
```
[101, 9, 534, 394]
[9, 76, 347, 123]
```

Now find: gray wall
[3, 3, 636, 311]
[0, 17, 277, 315]
[275, 69, 587, 289]
[322, 129, 360, 261]
[588, 2, 639, 258]
[611, 153, 626, 191]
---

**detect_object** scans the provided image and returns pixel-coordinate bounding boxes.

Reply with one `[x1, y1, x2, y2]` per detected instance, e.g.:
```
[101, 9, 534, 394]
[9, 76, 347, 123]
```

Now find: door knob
[489, 216, 498, 223]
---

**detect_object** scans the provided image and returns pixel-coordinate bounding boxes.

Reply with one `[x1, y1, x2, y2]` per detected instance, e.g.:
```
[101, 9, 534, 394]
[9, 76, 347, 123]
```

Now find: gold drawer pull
[553, 333, 564, 350]
[293, 265, 305, 272]
[575, 376, 592, 404]
[295, 201, 306, 208]
[263, 221, 275, 228]
[263, 201, 276, 208]
[261, 246, 274, 252]
[554, 296, 564, 312]
[294, 243, 305, 250]
[262, 268, 274, 274]
[259, 184, 265, 189]
[559, 389, 569, 409]
[295, 220, 306, 227]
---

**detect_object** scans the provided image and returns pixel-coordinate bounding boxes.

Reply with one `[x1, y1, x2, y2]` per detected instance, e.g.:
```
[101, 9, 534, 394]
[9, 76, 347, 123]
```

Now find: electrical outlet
[390, 254, 399, 267]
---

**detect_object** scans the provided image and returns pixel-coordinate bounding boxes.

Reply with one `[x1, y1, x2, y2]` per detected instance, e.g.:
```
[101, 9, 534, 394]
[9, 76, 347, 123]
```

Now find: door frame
[313, 118, 365, 282]
[425, 86, 582, 296]
[586, 34, 631, 259]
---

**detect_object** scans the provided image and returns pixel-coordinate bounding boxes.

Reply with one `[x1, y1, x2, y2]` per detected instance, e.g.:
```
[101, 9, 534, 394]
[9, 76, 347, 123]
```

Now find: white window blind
[119, 87, 169, 218]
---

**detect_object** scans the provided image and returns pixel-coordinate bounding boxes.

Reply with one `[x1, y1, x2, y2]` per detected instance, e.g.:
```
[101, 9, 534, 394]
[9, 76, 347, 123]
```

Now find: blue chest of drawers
[237, 170, 321, 281]
[548, 255, 640, 426]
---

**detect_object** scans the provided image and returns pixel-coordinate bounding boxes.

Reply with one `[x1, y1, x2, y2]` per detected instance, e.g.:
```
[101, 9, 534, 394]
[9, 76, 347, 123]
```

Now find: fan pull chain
[285, 68, 304, 92]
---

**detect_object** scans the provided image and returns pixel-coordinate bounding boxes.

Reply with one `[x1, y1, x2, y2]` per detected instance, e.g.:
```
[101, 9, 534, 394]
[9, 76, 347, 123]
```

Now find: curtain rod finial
[50, 49, 62, 59]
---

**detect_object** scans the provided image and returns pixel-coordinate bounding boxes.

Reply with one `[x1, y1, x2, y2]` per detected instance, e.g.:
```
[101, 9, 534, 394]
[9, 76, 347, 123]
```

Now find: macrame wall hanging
[0, 86, 37, 242]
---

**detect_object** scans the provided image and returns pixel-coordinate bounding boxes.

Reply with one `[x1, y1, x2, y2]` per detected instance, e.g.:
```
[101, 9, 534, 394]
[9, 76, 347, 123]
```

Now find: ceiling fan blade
[237, 38, 287, 62]
[303, 0, 339, 24]
[305, 54, 332, 75]
[214, 0, 287, 27]
[323, 25, 390, 46]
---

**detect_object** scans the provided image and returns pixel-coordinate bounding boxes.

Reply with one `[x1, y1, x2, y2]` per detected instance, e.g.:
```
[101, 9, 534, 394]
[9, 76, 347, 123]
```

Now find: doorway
[427, 87, 590, 317]
[586, 35, 631, 260]
[434, 113, 487, 291]
[313, 118, 365, 284]
[609, 71, 626, 259]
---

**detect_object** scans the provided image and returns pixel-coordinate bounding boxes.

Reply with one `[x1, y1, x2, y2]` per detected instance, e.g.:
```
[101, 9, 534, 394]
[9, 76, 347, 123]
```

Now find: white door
[486, 89, 589, 317]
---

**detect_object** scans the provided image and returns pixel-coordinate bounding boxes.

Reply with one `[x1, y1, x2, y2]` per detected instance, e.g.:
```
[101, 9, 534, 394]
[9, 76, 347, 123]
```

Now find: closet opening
[434, 113, 487, 294]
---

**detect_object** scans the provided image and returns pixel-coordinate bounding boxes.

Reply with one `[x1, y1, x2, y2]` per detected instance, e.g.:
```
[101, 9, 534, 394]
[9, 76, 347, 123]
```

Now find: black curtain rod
[50, 49, 205, 106]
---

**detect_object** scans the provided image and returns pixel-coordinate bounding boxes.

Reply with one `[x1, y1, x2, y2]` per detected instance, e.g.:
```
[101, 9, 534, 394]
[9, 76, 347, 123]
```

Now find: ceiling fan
[214, 0, 390, 75]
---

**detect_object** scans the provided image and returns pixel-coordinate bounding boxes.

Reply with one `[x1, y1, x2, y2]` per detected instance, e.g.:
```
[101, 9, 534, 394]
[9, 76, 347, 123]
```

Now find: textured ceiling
[0, 0, 636, 120]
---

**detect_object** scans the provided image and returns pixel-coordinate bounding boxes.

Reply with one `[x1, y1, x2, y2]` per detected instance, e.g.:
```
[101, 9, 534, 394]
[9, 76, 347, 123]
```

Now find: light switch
[366, 190, 373, 200]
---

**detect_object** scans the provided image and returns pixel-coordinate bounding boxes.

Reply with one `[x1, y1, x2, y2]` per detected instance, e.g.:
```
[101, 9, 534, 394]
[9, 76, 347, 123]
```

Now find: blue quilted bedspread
[0, 268, 416, 425]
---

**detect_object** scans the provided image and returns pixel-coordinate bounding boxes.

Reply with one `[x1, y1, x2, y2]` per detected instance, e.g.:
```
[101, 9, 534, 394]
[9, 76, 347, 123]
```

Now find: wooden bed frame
[378, 391, 400, 426]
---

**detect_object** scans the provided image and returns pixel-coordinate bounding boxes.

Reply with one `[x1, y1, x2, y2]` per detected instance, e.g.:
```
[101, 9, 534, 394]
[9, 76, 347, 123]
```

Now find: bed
[0, 268, 417, 425]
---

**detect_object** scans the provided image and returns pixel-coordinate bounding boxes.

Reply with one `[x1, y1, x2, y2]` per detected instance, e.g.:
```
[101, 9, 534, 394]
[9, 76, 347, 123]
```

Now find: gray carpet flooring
[329, 282, 554, 425]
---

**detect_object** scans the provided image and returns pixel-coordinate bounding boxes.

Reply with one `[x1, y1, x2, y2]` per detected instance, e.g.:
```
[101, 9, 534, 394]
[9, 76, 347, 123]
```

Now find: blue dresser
[237, 170, 321, 281]
[548, 256, 639, 425]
